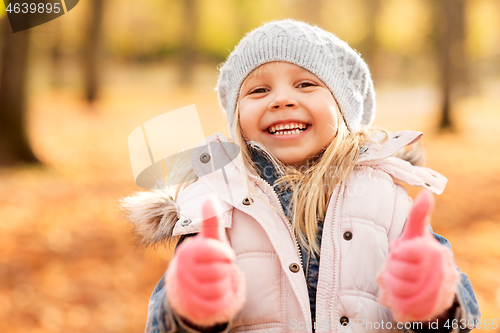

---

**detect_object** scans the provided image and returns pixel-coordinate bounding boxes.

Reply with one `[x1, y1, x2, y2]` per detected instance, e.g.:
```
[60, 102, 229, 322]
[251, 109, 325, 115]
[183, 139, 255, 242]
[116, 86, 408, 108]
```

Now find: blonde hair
[232, 103, 425, 256]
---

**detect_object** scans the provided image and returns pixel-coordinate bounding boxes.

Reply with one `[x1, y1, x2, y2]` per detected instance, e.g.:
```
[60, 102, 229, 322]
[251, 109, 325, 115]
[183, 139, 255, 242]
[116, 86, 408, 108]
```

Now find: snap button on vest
[181, 219, 192, 227]
[200, 153, 211, 163]
[359, 145, 369, 154]
[340, 316, 349, 326]
[242, 197, 254, 205]
[289, 263, 300, 273]
[343, 231, 352, 241]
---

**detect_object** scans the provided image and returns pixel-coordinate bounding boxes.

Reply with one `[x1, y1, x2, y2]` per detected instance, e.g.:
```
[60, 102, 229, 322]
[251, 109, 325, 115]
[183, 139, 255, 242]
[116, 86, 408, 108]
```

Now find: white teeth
[268, 123, 308, 134]
[271, 129, 301, 135]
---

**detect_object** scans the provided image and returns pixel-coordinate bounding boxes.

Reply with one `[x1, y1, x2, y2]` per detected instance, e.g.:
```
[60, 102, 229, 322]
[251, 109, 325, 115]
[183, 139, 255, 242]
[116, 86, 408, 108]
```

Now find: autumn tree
[50, 20, 64, 88]
[0, 16, 39, 166]
[360, 0, 382, 79]
[437, 0, 467, 130]
[83, 0, 105, 103]
[178, 0, 198, 86]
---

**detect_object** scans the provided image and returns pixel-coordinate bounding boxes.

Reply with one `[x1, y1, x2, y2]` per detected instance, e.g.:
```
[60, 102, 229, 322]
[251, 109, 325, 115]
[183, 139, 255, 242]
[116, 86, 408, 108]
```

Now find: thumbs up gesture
[376, 191, 459, 322]
[166, 197, 246, 327]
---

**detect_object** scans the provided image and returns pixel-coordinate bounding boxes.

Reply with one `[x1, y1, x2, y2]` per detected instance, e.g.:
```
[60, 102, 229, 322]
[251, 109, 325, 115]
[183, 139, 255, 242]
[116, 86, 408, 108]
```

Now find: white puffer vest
[170, 131, 447, 333]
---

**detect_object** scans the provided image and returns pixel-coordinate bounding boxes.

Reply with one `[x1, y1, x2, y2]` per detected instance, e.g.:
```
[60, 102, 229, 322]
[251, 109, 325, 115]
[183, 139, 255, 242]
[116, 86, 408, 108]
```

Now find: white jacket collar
[356, 130, 423, 163]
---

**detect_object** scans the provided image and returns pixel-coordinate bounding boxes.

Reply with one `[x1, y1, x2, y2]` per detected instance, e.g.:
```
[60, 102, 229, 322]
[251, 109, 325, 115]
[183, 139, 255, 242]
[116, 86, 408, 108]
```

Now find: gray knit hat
[216, 19, 376, 137]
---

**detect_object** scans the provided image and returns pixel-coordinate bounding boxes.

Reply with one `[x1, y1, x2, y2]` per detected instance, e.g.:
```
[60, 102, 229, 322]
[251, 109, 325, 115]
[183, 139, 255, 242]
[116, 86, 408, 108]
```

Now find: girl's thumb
[201, 196, 225, 241]
[401, 190, 434, 241]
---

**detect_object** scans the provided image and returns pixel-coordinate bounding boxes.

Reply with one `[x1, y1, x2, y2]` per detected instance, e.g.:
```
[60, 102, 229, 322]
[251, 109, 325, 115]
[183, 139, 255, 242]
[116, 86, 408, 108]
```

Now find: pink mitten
[166, 197, 246, 327]
[376, 190, 459, 322]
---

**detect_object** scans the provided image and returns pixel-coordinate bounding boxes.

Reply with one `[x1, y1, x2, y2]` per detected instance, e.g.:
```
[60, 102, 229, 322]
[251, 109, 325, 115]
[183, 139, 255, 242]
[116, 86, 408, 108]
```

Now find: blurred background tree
[58, 0, 496, 112]
[50, 20, 64, 88]
[0, 14, 39, 166]
[436, 0, 468, 130]
[178, 0, 198, 86]
[83, 0, 105, 103]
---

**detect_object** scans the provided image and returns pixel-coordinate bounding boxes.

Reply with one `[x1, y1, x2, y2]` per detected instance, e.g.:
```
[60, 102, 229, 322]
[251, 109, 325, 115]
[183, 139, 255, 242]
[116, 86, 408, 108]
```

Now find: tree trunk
[83, 0, 105, 103]
[438, 0, 467, 130]
[0, 16, 39, 166]
[51, 20, 64, 87]
[178, 0, 197, 86]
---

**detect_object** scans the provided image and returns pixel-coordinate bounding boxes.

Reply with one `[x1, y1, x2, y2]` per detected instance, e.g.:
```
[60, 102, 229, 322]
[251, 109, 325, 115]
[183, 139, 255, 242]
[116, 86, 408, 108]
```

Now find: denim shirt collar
[246, 141, 294, 221]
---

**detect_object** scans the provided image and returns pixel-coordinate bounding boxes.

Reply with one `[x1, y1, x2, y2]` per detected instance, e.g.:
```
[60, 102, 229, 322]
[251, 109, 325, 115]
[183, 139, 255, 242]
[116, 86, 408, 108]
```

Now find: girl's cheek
[238, 118, 251, 138]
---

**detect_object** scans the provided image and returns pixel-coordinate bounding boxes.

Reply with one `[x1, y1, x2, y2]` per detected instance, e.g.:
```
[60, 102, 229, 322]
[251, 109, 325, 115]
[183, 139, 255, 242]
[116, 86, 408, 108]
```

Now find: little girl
[122, 20, 480, 333]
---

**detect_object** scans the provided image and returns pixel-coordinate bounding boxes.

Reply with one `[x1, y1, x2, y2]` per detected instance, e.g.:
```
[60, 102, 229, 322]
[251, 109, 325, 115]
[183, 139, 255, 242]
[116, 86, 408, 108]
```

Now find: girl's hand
[166, 197, 246, 327]
[376, 190, 459, 322]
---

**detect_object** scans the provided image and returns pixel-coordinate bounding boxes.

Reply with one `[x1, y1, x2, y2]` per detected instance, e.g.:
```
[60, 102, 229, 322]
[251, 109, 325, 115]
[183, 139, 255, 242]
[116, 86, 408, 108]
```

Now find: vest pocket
[233, 253, 282, 327]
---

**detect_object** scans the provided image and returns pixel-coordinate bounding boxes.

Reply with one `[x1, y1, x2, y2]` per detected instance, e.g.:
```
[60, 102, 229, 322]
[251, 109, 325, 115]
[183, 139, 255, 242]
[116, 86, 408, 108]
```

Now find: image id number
[6, 2, 61, 14]
[444, 319, 498, 330]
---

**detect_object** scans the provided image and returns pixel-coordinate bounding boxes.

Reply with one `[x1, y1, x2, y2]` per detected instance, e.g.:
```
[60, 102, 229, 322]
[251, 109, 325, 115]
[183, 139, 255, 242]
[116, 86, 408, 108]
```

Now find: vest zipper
[246, 172, 303, 269]
[330, 181, 345, 328]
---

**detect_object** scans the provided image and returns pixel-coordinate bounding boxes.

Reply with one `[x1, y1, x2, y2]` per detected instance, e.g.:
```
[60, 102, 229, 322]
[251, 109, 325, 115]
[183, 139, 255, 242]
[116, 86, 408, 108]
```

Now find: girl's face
[238, 62, 341, 166]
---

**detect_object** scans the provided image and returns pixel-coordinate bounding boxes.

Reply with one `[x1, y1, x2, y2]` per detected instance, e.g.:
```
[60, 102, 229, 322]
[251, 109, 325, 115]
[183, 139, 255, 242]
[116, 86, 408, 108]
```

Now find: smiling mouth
[267, 123, 309, 135]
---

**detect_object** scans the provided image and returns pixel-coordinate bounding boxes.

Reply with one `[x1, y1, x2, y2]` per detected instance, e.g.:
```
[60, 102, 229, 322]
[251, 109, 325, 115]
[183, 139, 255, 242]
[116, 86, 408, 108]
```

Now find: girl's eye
[297, 82, 316, 88]
[249, 87, 268, 94]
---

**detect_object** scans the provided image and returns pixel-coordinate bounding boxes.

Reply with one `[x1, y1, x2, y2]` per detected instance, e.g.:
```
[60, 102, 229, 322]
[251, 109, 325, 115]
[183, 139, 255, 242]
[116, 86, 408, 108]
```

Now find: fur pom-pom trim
[120, 190, 180, 247]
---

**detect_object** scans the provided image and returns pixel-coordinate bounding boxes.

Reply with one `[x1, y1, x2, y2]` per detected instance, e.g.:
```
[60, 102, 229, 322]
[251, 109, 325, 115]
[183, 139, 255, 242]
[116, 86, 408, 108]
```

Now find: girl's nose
[269, 92, 298, 110]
